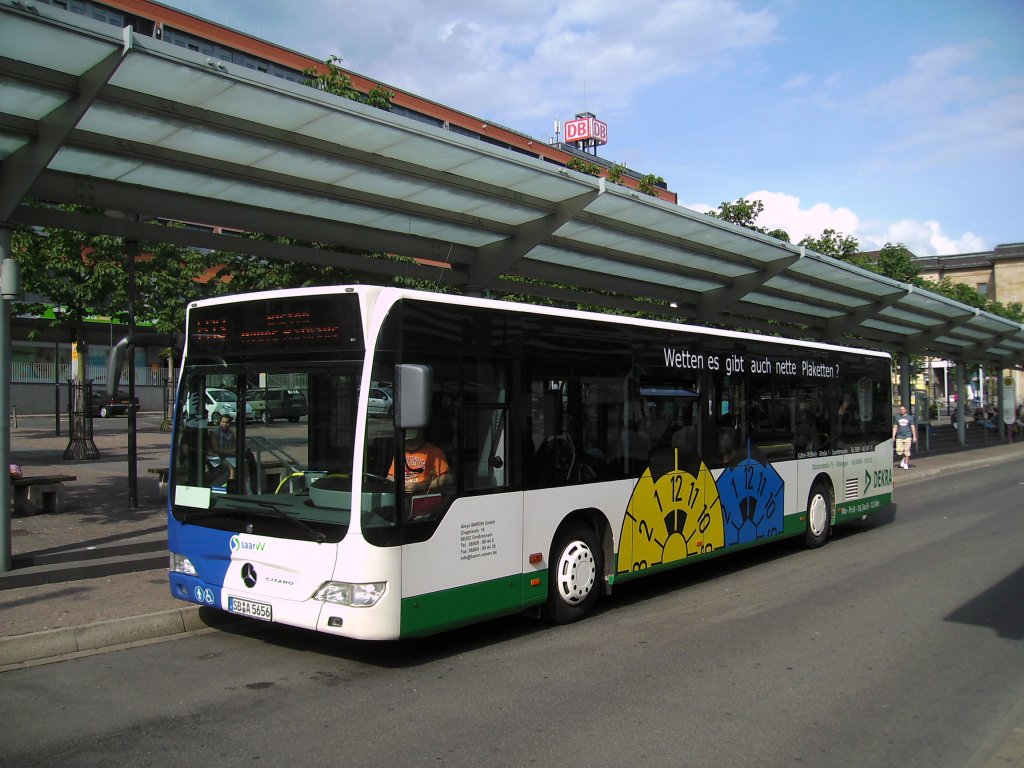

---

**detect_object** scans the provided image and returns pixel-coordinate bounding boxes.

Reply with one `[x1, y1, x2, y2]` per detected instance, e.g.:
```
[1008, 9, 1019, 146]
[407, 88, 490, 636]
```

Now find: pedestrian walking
[892, 403, 917, 469]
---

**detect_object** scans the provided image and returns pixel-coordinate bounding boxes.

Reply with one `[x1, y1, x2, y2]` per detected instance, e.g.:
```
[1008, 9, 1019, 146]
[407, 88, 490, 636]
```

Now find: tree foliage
[799, 228, 862, 263]
[208, 250, 363, 295]
[134, 230, 218, 334]
[705, 198, 765, 230]
[566, 157, 601, 177]
[873, 243, 919, 283]
[636, 173, 666, 197]
[606, 164, 625, 185]
[11, 209, 215, 342]
[12, 210, 131, 342]
[303, 55, 394, 110]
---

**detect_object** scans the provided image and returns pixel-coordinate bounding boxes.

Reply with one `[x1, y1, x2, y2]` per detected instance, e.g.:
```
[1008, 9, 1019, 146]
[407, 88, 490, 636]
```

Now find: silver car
[367, 387, 393, 418]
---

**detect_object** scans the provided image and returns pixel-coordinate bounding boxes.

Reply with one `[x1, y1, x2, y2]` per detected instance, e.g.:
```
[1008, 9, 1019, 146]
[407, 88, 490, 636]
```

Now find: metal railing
[10, 362, 167, 387]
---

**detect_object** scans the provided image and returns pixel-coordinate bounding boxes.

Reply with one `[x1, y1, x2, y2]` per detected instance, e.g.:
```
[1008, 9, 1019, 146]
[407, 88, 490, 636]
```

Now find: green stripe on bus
[612, 521, 804, 585]
[610, 494, 893, 585]
[400, 573, 547, 638]
[835, 491, 892, 523]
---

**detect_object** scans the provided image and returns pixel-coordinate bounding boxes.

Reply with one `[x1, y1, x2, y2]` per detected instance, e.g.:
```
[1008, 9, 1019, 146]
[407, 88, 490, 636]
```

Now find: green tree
[304, 55, 394, 110]
[134, 232, 218, 334]
[763, 227, 791, 243]
[706, 198, 765, 230]
[12, 210, 127, 344]
[799, 228, 862, 262]
[873, 242, 919, 283]
[204, 232, 412, 296]
[705, 198, 790, 242]
[921, 276, 988, 308]
[605, 164, 625, 185]
[567, 157, 602, 177]
[636, 173, 665, 197]
[990, 300, 1024, 323]
[12, 210, 215, 342]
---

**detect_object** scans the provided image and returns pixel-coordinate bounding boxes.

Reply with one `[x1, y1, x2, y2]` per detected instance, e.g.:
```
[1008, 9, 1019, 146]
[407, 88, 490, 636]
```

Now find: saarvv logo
[230, 535, 266, 553]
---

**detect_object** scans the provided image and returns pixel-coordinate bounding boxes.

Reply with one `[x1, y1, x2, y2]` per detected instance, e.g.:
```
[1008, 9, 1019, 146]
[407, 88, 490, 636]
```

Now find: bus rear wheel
[804, 482, 832, 548]
[542, 523, 602, 624]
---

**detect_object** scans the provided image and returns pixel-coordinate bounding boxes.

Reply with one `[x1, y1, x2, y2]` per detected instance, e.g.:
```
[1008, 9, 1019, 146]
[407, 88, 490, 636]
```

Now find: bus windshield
[169, 360, 394, 543]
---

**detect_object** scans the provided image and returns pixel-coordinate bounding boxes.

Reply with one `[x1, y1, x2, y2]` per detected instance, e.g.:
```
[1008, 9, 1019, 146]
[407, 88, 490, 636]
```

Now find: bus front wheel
[804, 482, 832, 548]
[543, 523, 602, 624]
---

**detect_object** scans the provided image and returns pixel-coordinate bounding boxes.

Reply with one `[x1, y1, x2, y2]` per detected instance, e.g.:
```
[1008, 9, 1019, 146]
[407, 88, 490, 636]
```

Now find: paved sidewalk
[1, 413, 187, 667]
[1, 414, 1022, 670]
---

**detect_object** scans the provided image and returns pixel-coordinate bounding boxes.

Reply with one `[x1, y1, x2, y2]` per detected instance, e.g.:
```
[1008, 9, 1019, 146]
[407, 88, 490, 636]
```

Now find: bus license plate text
[228, 596, 272, 621]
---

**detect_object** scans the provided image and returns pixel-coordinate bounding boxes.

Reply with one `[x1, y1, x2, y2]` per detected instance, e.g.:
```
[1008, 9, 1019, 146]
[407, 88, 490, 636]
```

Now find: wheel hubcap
[555, 540, 596, 605]
[809, 493, 828, 536]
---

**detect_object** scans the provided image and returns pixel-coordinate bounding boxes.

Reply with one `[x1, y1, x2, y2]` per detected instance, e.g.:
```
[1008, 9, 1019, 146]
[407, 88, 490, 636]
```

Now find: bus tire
[543, 523, 602, 624]
[804, 481, 832, 548]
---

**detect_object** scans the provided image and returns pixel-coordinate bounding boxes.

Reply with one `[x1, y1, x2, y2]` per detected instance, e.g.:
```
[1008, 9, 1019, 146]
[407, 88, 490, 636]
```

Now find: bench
[149, 459, 285, 496]
[11, 474, 77, 516]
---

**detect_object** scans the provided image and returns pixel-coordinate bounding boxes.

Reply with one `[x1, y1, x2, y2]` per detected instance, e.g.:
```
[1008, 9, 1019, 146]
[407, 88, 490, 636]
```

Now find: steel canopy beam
[696, 248, 803, 323]
[0, 30, 129, 220]
[470, 184, 603, 288]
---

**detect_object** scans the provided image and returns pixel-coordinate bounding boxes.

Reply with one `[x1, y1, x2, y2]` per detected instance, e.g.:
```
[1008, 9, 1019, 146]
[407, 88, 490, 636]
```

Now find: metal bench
[149, 460, 285, 496]
[11, 474, 77, 516]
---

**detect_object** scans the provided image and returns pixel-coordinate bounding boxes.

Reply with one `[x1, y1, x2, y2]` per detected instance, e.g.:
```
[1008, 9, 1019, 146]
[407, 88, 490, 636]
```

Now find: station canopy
[2, 3, 1023, 370]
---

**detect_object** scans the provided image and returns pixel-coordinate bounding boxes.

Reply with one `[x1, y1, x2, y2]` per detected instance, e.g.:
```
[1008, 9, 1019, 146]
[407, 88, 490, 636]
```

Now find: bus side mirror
[395, 364, 432, 430]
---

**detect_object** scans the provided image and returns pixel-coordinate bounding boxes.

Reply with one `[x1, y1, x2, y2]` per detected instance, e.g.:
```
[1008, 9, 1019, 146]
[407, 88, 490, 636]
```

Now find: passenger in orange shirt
[388, 429, 450, 494]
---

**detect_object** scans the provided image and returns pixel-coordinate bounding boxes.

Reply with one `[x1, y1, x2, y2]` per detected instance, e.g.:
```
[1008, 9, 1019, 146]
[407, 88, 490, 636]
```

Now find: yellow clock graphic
[617, 450, 725, 574]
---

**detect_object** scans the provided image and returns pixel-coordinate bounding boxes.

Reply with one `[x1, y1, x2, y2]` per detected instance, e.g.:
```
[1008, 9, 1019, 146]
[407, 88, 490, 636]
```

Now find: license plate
[227, 596, 273, 621]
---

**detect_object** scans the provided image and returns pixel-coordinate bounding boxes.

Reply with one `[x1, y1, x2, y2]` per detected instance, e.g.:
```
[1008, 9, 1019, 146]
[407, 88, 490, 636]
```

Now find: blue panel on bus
[169, 572, 223, 609]
[717, 447, 785, 545]
[173, 524, 236, 589]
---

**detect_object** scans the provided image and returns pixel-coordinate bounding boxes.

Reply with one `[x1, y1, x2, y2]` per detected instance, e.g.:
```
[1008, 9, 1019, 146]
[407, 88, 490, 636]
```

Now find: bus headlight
[170, 552, 197, 576]
[313, 581, 386, 607]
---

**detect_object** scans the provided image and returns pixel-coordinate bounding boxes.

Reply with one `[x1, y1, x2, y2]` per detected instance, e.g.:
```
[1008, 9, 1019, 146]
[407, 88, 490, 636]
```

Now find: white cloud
[861, 40, 1024, 168]
[857, 220, 987, 257]
[863, 42, 988, 117]
[304, 0, 781, 125]
[747, 190, 859, 243]
[684, 190, 856, 242]
[686, 190, 988, 258]
[782, 73, 811, 90]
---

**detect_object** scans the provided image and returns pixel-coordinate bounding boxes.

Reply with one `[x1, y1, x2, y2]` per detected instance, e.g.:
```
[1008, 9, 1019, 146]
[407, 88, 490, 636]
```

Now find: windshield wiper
[180, 498, 325, 543]
[245, 499, 326, 543]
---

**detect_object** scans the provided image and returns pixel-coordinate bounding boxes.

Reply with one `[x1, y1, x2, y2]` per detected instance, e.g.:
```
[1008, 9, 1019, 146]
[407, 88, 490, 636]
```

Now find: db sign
[564, 116, 608, 146]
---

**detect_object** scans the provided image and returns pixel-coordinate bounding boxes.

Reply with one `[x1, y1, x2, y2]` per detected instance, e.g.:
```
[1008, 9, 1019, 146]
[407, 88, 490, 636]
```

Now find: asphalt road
[2, 460, 1022, 768]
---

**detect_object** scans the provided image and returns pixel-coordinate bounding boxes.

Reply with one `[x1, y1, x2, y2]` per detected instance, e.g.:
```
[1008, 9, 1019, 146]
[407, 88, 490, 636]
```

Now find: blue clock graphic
[717, 443, 784, 546]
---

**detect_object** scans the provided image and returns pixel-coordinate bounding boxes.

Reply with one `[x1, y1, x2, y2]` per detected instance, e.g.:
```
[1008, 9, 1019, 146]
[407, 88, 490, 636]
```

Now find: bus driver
[387, 428, 450, 494]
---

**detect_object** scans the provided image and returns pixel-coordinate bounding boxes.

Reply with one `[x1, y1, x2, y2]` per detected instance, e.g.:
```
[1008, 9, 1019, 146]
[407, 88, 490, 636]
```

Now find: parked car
[251, 388, 307, 423]
[90, 390, 141, 418]
[367, 387, 393, 418]
[204, 387, 253, 424]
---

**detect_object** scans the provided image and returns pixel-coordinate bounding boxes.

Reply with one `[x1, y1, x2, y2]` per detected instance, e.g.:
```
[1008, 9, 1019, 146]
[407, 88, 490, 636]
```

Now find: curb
[0, 551, 169, 591]
[896, 443, 1024, 486]
[0, 606, 238, 668]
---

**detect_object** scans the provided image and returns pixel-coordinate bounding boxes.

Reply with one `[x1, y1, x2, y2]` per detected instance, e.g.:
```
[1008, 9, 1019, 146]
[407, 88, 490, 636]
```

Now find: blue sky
[161, 0, 1024, 257]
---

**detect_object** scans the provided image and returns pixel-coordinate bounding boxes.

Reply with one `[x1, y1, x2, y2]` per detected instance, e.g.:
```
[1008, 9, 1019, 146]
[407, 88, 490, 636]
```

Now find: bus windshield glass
[168, 294, 384, 543]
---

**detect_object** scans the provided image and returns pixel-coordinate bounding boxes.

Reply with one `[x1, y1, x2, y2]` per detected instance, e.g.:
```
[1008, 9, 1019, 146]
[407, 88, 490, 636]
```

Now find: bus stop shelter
[2, 3, 1024, 568]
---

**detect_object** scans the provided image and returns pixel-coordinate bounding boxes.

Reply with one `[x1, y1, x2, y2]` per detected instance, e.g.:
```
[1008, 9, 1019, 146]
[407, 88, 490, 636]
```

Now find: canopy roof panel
[1, 4, 1022, 368]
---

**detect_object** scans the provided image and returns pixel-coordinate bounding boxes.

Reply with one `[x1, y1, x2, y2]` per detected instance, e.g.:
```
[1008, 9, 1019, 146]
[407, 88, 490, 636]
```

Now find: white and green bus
[168, 286, 894, 639]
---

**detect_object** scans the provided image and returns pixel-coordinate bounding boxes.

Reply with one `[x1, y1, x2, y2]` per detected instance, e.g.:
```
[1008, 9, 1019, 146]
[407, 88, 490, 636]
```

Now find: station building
[914, 244, 1024, 412]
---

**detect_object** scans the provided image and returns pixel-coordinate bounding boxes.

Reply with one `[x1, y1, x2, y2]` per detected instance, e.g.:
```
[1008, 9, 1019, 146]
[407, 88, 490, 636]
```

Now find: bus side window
[463, 407, 507, 490]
